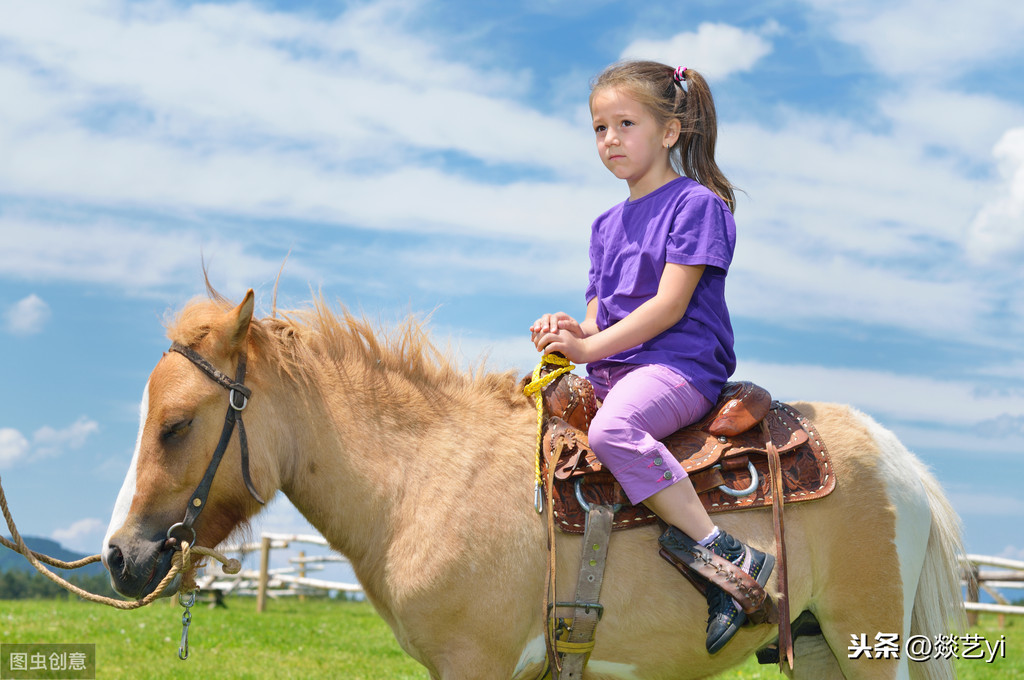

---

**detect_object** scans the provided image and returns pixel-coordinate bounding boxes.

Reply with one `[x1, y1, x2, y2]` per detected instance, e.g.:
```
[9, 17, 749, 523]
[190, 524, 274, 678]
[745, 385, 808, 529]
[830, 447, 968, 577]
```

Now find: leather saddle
[527, 367, 836, 535]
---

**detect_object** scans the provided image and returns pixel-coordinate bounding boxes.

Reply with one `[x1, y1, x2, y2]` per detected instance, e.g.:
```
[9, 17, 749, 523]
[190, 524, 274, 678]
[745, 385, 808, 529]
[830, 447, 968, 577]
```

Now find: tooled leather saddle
[527, 366, 836, 535]
[523, 362, 835, 674]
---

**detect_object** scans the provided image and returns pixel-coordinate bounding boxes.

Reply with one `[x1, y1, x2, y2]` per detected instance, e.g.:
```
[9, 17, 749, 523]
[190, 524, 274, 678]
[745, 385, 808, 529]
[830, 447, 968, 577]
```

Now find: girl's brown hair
[590, 60, 736, 213]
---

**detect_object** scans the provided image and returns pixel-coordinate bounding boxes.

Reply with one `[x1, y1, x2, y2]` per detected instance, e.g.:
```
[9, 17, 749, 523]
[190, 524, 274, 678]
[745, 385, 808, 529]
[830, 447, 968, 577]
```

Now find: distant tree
[0, 568, 117, 600]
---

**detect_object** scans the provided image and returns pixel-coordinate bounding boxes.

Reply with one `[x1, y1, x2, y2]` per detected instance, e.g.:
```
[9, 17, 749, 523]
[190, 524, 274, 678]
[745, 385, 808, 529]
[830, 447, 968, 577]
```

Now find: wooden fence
[963, 554, 1024, 625]
[197, 532, 362, 611]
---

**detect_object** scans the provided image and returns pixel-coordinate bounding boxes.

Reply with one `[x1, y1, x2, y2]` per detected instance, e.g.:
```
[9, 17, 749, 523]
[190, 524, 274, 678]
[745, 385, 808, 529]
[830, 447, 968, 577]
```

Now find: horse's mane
[165, 289, 526, 410]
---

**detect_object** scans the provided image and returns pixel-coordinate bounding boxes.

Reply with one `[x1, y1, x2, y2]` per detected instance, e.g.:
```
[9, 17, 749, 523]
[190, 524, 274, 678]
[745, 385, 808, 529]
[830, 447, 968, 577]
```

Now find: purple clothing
[588, 363, 712, 505]
[585, 176, 736, 403]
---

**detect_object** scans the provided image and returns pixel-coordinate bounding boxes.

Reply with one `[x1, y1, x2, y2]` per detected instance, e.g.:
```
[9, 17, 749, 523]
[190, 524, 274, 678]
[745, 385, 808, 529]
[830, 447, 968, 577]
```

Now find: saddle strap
[763, 420, 793, 670]
[557, 504, 613, 679]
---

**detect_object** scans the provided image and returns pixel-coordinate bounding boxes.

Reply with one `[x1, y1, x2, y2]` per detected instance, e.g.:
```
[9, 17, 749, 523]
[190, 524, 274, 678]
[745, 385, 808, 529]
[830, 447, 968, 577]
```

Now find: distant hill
[1, 535, 106, 577]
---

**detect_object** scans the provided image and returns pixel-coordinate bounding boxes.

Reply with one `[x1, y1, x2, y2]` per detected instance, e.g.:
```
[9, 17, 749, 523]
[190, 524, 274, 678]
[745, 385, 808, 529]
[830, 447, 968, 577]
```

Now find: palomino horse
[102, 290, 965, 680]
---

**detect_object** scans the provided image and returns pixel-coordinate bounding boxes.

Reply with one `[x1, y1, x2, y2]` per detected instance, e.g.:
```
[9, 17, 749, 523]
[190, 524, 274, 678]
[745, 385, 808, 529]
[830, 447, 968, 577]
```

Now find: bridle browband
[165, 342, 265, 548]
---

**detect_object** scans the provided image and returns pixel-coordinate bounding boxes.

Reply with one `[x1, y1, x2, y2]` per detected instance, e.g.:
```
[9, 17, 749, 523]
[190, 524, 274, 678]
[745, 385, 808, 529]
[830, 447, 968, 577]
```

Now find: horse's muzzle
[104, 533, 178, 599]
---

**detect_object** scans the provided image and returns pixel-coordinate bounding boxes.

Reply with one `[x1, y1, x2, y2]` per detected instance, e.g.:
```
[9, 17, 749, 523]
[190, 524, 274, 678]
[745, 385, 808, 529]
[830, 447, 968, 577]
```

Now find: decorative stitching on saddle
[684, 439, 721, 469]
[560, 390, 579, 421]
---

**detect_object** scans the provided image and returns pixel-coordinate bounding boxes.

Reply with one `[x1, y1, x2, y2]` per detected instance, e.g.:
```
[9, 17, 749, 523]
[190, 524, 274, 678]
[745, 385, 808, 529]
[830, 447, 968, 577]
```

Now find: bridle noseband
[165, 342, 265, 548]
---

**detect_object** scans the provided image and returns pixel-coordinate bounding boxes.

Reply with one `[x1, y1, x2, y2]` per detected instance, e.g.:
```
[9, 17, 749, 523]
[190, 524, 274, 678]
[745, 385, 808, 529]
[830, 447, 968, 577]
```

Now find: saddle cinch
[526, 363, 837, 676]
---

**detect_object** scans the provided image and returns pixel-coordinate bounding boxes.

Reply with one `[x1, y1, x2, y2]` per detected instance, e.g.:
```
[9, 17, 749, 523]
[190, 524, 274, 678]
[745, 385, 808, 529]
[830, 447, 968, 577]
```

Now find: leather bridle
[164, 342, 265, 548]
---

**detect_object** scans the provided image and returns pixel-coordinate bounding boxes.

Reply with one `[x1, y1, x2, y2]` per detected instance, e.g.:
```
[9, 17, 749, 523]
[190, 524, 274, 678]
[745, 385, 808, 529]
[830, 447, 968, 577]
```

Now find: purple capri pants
[588, 363, 713, 506]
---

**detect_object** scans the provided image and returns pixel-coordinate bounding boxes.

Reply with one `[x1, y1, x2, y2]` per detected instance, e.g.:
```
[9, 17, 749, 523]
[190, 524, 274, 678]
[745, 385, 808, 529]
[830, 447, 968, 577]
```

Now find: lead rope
[522, 353, 576, 513]
[1, 474, 240, 657]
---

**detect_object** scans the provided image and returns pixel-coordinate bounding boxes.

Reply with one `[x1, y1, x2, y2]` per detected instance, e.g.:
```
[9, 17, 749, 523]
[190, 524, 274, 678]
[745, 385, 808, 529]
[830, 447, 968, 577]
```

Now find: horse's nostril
[105, 543, 127, 577]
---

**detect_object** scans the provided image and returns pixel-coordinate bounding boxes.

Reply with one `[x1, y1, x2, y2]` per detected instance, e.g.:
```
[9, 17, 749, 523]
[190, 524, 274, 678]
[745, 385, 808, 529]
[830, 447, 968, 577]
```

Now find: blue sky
[1, 0, 1023, 577]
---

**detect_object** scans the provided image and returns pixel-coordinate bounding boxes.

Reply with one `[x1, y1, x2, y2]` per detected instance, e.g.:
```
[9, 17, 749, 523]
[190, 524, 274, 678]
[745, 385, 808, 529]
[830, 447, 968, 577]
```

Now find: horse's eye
[161, 419, 193, 441]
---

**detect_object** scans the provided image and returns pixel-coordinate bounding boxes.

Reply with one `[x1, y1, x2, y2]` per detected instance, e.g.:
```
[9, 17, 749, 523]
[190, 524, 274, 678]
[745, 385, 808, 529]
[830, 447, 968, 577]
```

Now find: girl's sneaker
[702, 531, 774, 653]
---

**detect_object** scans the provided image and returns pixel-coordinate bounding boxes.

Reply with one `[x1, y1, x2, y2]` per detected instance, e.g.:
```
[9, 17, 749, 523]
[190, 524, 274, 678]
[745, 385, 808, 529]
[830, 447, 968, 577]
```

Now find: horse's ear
[216, 289, 255, 356]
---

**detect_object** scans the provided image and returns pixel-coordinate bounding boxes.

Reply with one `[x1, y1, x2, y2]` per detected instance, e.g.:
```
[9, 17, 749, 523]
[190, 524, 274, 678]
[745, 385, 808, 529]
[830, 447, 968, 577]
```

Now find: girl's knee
[587, 410, 637, 465]
[586, 411, 614, 455]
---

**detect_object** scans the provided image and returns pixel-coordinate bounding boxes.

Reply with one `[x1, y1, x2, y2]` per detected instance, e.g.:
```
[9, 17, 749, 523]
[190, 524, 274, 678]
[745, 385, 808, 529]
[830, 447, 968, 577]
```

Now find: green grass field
[1, 597, 1019, 678]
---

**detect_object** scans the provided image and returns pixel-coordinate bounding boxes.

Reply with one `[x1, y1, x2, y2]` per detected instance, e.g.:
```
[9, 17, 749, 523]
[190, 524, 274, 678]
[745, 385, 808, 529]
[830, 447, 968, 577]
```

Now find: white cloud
[717, 113, 1012, 346]
[0, 428, 31, 469]
[0, 219, 299, 297]
[0, 0, 1019, 356]
[447, 332, 547, 376]
[879, 88, 1024, 165]
[801, 0, 1024, 80]
[2, 413, 102, 462]
[998, 545, 1024, 562]
[51, 517, 106, 552]
[724, 115, 982, 249]
[946, 489, 1024, 517]
[0, 0, 587, 181]
[967, 128, 1024, 264]
[4, 294, 51, 336]
[620, 22, 773, 80]
[28, 417, 101, 461]
[735, 359, 1024, 428]
[0, 0, 611, 252]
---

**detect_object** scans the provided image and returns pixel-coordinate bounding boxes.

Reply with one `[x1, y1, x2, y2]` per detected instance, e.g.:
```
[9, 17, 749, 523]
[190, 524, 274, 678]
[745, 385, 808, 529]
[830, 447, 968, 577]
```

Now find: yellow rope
[521, 353, 575, 513]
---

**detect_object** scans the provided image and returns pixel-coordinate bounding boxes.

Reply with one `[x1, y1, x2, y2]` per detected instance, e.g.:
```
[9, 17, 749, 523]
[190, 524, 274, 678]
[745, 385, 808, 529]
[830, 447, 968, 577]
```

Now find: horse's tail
[909, 456, 968, 680]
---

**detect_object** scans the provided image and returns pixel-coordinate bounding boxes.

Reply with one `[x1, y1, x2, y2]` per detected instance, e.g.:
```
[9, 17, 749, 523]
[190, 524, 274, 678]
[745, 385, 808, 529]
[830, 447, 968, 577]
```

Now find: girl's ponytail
[672, 68, 735, 213]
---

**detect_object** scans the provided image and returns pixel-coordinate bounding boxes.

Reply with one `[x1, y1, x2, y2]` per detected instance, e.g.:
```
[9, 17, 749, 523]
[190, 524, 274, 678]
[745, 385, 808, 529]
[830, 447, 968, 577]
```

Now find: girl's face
[591, 87, 680, 199]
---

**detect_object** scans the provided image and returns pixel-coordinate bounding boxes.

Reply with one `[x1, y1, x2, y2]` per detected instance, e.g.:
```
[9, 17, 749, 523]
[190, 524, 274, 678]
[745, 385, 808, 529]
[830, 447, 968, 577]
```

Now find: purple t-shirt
[585, 176, 737, 402]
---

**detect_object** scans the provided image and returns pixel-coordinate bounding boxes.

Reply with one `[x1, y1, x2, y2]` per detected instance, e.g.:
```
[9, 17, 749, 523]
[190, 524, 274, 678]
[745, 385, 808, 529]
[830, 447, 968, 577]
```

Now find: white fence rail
[201, 532, 362, 611]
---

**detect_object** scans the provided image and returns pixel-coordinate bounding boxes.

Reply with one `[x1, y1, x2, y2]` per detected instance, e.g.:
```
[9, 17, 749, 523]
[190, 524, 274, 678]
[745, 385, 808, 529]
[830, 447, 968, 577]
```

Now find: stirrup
[657, 526, 773, 616]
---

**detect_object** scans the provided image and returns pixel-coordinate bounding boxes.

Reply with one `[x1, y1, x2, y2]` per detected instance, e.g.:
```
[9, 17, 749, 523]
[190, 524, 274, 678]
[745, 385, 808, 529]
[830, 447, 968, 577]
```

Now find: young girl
[530, 60, 773, 654]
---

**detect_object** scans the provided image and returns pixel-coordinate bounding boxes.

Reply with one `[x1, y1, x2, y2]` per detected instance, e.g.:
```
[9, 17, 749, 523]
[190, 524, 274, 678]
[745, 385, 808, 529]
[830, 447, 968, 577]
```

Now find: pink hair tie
[673, 66, 687, 84]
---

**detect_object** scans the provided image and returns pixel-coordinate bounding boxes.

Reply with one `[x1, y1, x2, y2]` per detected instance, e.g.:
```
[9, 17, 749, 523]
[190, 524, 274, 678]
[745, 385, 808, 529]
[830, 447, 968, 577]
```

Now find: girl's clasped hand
[529, 312, 590, 363]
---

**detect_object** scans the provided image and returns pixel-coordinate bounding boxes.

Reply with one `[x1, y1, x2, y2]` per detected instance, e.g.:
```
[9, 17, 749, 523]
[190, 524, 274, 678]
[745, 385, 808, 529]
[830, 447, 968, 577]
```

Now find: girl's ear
[664, 119, 682, 148]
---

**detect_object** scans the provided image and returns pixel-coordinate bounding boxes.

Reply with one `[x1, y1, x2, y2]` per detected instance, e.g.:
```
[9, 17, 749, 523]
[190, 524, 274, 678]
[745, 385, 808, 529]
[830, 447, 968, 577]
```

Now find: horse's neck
[276, 365, 406, 554]
[276, 355, 537, 595]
